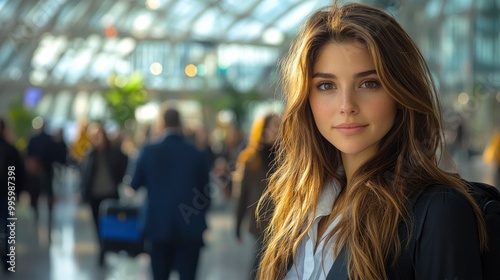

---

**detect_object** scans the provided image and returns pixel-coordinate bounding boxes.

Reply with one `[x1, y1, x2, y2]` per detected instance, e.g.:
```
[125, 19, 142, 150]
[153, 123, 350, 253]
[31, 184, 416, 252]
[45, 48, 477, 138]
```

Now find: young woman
[235, 113, 280, 279]
[257, 3, 487, 280]
[79, 122, 128, 265]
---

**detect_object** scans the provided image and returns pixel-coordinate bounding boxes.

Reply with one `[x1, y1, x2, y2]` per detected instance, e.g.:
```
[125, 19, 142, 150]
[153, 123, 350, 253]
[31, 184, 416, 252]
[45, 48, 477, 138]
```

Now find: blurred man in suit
[130, 107, 210, 280]
[25, 117, 57, 229]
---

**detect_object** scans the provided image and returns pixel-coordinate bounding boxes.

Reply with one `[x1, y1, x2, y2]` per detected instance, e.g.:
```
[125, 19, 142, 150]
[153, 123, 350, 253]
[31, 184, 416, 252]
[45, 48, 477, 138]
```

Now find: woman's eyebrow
[312, 69, 377, 79]
[354, 69, 376, 78]
[312, 72, 335, 79]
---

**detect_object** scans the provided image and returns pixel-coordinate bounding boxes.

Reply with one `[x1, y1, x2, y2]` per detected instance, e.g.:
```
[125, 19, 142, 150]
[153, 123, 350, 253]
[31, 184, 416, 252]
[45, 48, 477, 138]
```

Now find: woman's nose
[339, 88, 358, 115]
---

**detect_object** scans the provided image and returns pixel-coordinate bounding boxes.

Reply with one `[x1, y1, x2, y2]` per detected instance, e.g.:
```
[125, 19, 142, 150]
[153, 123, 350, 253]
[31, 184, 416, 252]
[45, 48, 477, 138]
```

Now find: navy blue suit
[131, 132, 210, 280]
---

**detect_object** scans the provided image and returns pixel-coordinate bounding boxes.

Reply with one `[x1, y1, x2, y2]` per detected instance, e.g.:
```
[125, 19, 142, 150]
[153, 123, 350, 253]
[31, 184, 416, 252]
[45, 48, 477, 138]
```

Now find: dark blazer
[79, 146, 128, 202]
[27, 131, 57, 173]
[131, 133, 210, 243]
[26, 131, 57, 195]
[328, 185, 482, 280]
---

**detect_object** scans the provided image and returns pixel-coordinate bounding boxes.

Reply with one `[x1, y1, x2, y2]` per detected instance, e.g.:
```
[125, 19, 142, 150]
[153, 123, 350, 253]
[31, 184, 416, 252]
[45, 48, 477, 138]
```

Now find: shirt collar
[314, 179, 342, 219]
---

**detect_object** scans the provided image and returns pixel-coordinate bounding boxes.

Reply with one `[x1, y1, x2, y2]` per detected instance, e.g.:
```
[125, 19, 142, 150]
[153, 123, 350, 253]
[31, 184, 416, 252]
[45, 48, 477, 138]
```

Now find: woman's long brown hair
[256, 3, 487, 280]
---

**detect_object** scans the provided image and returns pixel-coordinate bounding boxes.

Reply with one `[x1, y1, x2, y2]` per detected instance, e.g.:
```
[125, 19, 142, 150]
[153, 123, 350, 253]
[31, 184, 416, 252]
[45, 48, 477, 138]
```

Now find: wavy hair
[257, 3, 487, 280]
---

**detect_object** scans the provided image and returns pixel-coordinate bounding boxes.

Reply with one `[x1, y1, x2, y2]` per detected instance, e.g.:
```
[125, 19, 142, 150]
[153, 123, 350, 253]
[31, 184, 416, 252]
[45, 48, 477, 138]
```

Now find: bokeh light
[185, 64, 197, 77]
[150, 62, 163, 75]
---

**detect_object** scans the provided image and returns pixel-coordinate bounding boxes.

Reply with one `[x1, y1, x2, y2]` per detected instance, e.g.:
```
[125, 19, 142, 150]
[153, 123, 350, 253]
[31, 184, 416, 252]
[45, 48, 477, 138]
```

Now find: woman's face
[90, 125, 106, 148]
[309, 42, 397, 162]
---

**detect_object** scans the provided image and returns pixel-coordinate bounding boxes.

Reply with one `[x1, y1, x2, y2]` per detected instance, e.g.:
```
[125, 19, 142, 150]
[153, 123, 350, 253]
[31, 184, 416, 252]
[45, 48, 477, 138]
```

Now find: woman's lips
[334, 124, 368, 136]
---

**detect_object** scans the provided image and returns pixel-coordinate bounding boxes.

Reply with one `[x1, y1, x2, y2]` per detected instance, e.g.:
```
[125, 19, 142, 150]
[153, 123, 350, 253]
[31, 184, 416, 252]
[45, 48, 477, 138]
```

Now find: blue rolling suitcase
[98, 199, 144, 264]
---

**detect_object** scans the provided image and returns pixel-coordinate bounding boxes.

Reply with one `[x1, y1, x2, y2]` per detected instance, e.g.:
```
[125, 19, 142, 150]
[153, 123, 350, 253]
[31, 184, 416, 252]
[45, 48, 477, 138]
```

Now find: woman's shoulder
[407, 184, 483, 279]
[418, 184, 469, 202]
[418, 183, 462, 195]
[416, 184, 473, 213]
[414, 184, 477, 233]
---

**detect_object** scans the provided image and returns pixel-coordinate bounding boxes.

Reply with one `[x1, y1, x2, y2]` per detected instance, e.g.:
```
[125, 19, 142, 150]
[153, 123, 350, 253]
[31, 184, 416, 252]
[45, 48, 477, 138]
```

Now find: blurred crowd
[0, 107, 281, 279]
[0, 104, 498, 279]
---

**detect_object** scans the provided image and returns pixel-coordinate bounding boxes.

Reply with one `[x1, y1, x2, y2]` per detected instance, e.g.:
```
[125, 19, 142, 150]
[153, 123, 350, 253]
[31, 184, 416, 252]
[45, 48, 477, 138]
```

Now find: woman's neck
[342, 153, 370, 185]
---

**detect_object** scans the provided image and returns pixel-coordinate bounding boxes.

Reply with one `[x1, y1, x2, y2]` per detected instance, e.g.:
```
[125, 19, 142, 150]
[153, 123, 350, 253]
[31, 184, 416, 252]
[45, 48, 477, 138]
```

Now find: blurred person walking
[25, 117, 57, 239]
[216, 123, 245, 200]
[52, 127, 69, 196]
[69, 121, 92, 165]
[194, 127, 216, 171]
[52, 127, 68, 166]
[79, 122, 128, 265]
[130, 107, 210, 280]
[0, 118, 25, 273]
[235, 113, 280, 279]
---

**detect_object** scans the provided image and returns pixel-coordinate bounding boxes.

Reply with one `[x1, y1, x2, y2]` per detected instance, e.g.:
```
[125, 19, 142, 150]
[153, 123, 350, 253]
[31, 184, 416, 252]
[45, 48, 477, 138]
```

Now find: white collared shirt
[284, 180, 342, 280]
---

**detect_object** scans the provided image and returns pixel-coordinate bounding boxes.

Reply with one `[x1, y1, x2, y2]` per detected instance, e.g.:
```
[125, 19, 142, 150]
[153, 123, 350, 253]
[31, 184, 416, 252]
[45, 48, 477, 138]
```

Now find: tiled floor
[1, 154, 497, 280]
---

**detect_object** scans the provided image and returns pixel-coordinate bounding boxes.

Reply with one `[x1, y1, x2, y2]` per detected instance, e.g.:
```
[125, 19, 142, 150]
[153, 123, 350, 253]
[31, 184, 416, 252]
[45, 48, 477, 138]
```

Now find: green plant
[7, 98, 37, 151]
[103, 72, 147, 128]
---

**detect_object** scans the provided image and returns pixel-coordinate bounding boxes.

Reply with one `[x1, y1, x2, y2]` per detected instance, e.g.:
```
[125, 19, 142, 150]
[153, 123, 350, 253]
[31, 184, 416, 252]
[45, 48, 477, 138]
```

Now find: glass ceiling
[0, 0, 336, 97]
[0, 0, 498, 137]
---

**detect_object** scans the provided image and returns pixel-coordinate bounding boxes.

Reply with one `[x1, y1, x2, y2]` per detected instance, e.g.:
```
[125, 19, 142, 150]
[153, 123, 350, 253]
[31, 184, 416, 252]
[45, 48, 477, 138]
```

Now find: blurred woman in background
[79, 122, 128, 265]
[235, 113, 280, 279]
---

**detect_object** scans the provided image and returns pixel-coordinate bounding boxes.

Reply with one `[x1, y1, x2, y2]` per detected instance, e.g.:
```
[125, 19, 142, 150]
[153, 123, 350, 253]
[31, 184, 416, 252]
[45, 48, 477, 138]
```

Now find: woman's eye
[317, 82, 334, 91]
[360, 80, 380, 89]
